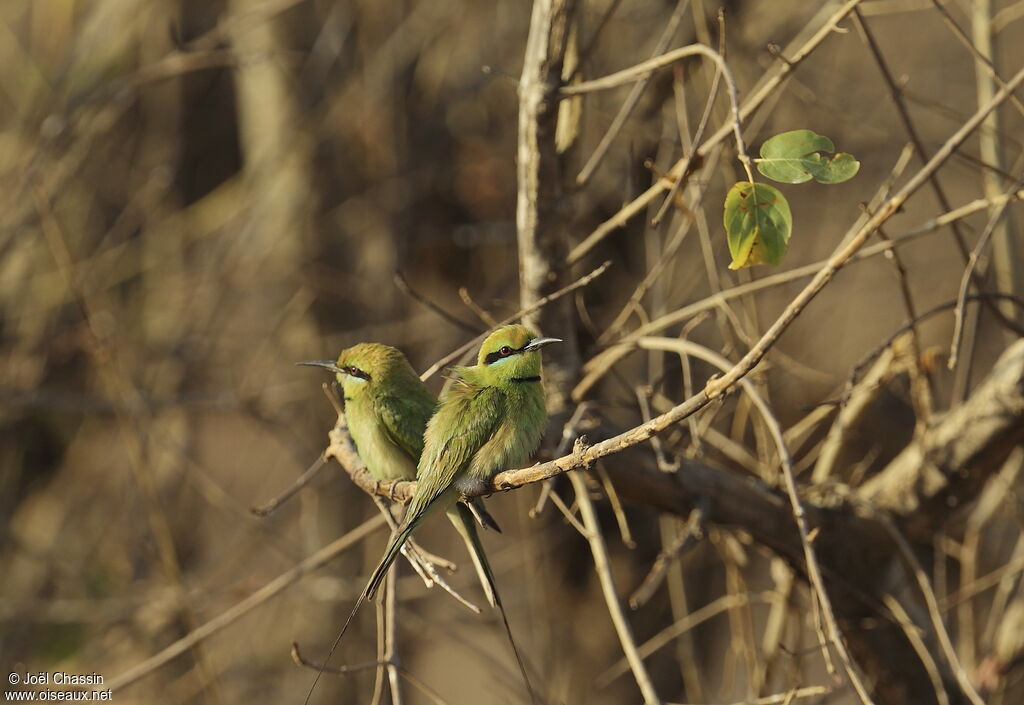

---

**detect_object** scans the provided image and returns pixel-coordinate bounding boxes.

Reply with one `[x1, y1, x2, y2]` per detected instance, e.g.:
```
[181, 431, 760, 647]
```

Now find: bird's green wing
[406, 384, 504, 520]
[376, 391, 435, 463]
[364, 384, 503, 602]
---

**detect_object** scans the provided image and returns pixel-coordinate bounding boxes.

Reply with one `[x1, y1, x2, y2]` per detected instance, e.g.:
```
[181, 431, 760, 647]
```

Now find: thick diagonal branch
[861, 339, 1024, 525]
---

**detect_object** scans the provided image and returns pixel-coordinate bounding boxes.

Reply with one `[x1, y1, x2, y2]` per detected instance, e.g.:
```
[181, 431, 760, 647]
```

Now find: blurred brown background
[2, 1, 1022, 704]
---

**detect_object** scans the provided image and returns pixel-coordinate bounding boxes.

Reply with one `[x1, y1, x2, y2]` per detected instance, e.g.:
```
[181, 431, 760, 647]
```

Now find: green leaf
[756, 129, 860, 184]
[724, 182, 792, 269]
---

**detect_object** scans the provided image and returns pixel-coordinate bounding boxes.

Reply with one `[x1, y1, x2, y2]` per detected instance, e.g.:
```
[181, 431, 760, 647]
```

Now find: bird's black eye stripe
[344, 366, 371, 381]
[484, 344, 526, 365]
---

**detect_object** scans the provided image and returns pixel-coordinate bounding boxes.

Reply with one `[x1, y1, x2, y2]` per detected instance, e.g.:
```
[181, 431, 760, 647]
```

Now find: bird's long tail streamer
[455, 503, 541, 705]
[449, 505, 498, 608]
[300, 589, 366, 705]
[301, 516, 419, 705]
[302, 499, 540, 705]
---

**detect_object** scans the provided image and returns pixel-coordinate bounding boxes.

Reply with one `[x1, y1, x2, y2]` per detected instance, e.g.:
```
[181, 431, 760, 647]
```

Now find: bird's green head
[298, 343, 419, 400]
[473, 324, 561, 384]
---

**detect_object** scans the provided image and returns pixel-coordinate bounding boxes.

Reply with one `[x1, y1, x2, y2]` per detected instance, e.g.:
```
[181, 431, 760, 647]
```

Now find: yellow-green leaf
[756, 129, 859, 184]
[724, 182, 792, 269]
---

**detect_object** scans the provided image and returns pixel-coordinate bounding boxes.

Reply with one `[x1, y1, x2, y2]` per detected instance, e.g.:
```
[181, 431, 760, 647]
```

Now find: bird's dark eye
[499, 346, 513, 357]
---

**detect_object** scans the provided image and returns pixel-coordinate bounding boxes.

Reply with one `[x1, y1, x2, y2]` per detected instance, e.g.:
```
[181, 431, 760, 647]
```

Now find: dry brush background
[2, 1, 1024, 704]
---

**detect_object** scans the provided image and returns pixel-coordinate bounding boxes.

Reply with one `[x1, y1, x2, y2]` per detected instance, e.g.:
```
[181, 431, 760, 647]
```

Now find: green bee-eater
[298, 342, 499, 606]
[303, 325, 559, 704]
[362, 325, 559, 601]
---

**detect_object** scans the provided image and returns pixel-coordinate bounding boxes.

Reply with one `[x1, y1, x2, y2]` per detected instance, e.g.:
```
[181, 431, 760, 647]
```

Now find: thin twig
[569, 471, 663, 705]
[949, 169, 1024, 370]
[851, 7, 1021, 344]
[531, 401, 594, 517]
[548, 487, 589, 536]
[677, 313, 712, 460]
[629, 505, 705, 609]
[250, 454, 327, 516]
[760, 422, 873, 702]
[600, 145, 721, 345]
[568, 0, 625, 81]
[871, 509, 987, 705]
[595, 462, 635, 548]
[373, 496, 482, 613]
[881, 595, 950, 705]
[760, 557, 794, 684]
[371, 580, 387, 705]
[715, 530, 761, 694]
[664, 685, 829, 705]
[384, 560, 403, 705]
[635, 386, 679, 473]
[941, 553, 1024, 610]
[650, 50, 721, 227]
[394, 271, 478, 333]
[104, 515, 388, 693]
[857, 142, 933, 424]
[848, 293, 1024, 391]
[597, 591, 776, 687]
[969, 0, 1020, 330]
[418, 260, 610, 381]
[928, 0, 1024, 118]
[562, 40, 754, 181]
[574, 0, 691, 186]
[374, 497, 436, 588]
[291, 642, 452, 705]
[458, 287, 499, 327]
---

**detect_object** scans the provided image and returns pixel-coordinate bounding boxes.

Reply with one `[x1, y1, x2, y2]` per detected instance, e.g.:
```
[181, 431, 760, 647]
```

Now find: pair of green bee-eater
[300, 324, 559, 703]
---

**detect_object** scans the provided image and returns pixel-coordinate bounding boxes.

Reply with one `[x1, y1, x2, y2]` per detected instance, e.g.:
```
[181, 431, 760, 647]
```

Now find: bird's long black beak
[296, 360, 345, 375]
[524, 337, 562, 352]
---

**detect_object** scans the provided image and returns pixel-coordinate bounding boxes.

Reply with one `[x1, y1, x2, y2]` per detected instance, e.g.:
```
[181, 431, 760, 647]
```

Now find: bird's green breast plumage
[463, 381, 545, 486]
[407, 374, 547, 519]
